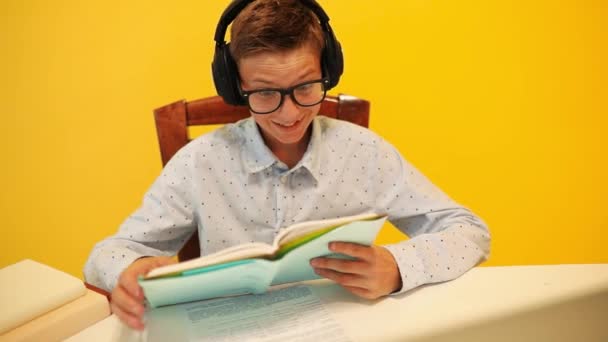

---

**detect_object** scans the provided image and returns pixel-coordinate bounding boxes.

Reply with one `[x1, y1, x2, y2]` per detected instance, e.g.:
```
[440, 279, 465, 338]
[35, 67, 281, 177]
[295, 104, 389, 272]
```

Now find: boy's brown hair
[229, 0, 325, 63]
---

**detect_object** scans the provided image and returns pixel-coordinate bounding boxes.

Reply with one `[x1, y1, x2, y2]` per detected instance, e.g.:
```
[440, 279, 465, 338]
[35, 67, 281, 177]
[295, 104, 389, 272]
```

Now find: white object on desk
[66, 264, 608, 342]
[1, 289, 110, 342]
[0, 259, 111, 342]
[0, 259, 86, 334]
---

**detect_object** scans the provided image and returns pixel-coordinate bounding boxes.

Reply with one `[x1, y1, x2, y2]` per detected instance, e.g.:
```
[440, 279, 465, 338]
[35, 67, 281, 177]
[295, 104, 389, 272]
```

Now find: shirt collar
[240, 117, 322, 183]
[240, 118, 277, 174]
[297, 117, 322, 183]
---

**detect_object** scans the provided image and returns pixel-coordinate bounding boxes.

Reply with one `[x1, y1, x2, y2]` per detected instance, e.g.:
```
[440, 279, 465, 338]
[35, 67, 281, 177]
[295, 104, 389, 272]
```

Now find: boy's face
[238, 44, 322, 154]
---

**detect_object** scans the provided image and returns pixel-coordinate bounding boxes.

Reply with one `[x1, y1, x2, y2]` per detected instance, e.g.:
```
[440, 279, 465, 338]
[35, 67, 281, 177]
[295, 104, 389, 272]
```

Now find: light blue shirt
[84, 116, 490, 294]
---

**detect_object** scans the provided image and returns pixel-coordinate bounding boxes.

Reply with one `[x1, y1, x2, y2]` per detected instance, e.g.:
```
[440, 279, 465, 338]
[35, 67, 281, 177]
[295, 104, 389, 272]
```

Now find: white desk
[67, 264, 608, 341]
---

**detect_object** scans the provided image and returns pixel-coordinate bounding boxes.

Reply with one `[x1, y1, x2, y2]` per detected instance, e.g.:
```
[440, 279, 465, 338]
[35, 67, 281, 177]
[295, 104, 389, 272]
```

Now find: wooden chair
[154, 94, 370, 261]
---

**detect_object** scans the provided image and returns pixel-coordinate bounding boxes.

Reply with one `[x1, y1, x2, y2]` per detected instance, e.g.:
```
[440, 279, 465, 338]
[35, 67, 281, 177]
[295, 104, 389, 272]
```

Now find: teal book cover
[139, 214, 387, 308]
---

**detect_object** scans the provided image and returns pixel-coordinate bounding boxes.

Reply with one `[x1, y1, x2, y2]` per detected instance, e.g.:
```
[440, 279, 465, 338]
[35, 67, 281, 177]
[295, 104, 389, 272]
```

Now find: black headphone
[212, 0, 344, 106]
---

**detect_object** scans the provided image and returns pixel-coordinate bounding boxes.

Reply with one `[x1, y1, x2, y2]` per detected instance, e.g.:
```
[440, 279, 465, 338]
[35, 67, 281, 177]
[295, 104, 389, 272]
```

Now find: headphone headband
[212, 0, 343, 106]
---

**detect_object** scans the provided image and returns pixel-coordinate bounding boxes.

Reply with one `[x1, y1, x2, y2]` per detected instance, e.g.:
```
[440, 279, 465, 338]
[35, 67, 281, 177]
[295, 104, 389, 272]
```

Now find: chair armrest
[84, 282, 111, 302]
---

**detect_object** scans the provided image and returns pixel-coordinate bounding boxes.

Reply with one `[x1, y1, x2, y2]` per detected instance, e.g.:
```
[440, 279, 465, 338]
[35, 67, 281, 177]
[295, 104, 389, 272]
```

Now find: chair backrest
[153, 94, 370, 261]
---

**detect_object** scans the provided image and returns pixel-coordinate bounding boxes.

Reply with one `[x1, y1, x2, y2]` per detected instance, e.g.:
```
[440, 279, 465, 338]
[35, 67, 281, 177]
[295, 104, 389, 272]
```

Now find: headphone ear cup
[322, 30, 344, 90]
[212, 43, 245, 105]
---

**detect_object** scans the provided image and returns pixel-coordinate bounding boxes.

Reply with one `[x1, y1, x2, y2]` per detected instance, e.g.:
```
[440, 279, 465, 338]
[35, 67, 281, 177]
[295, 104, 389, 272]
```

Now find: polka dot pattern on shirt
[83, 116, 490, 293]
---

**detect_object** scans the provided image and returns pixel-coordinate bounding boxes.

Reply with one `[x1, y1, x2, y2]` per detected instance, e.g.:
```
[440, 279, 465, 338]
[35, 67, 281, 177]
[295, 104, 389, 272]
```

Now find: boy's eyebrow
[248, 78, 276, 86]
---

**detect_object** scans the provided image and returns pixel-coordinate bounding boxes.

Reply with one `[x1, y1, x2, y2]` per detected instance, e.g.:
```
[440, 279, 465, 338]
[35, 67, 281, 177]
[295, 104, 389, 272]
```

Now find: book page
[272, 217, 387, 285]
[274, 212, 382, 248]
[145, 242, 275, 279]
[143, 285, 352, 342]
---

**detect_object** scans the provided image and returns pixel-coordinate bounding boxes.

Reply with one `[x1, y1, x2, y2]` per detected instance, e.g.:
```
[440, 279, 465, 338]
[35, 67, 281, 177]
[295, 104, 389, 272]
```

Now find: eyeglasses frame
[239, 78, 329, 114]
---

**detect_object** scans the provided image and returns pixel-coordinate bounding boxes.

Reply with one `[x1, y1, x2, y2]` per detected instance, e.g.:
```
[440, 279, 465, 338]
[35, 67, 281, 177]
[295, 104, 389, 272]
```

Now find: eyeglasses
[240, 78, 328, 114]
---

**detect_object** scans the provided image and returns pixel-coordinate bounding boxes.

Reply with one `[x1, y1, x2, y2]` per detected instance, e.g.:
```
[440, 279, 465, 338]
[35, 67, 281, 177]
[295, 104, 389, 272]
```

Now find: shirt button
[280, 176, 287, 184]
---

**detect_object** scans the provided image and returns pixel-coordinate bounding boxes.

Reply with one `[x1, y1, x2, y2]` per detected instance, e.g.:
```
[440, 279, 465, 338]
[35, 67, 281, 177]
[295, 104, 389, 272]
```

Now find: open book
[139, 213, 387, 307]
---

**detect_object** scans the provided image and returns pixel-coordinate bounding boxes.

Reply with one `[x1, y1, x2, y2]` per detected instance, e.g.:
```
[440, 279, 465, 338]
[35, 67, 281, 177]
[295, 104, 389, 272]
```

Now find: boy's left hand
[310, 242, 402, 299]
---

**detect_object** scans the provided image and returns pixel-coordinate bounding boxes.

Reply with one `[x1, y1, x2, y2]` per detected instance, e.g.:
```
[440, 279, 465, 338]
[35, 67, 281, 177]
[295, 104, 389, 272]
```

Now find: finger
[119, 271, 144, 301]
[120, 257, 176, 302]
[310, 257, 368, 275]
[112, 285, 145, 318]
[154, 256, 177, 267]
[122, 257, 162, 298]
[342, 285, 378, 300]
[138, 256, 176, 279]
[329, 242, 373, 261]
[111, 300, 145, 330]
[313, 268, 366, 288]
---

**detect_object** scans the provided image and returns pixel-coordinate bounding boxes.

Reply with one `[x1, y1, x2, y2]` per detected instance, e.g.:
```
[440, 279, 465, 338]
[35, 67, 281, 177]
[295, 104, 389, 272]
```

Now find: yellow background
[1, 0, 606, 278]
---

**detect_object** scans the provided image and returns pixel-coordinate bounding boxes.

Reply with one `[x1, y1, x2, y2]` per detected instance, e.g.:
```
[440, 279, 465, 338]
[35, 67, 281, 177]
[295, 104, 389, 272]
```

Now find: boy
[85, 0, 490, 330]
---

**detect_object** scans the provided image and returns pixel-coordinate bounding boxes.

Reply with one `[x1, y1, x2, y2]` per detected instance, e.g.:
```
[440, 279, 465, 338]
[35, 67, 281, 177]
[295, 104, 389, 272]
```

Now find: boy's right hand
[110, 256, 176, 330]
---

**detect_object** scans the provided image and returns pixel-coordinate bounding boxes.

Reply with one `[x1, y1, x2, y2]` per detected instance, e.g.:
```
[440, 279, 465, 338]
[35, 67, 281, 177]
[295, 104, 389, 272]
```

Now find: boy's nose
[278, 95, 300, 120]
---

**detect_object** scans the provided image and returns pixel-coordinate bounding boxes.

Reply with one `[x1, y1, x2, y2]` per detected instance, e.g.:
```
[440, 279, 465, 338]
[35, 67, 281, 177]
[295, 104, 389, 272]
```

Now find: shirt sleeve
[83, 150, 197, 292]
[372, 140, 491, 295]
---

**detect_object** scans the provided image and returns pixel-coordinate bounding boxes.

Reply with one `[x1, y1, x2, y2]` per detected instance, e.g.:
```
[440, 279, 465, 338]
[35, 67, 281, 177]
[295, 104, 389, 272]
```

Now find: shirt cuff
[86, 248, 147, 292]
[383, 241, 429, 295]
